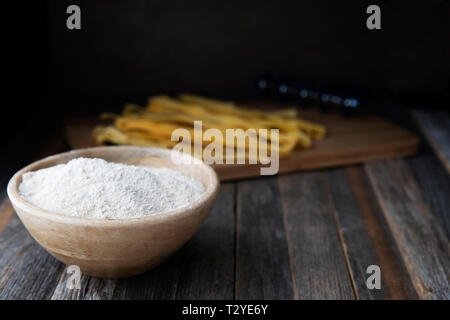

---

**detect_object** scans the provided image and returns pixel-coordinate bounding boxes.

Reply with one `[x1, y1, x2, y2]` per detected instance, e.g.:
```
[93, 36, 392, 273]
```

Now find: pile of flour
[19, 158, 205, 219]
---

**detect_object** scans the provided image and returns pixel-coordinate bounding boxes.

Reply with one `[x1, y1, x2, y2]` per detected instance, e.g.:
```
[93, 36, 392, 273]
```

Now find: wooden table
[0, 110, 448, 300]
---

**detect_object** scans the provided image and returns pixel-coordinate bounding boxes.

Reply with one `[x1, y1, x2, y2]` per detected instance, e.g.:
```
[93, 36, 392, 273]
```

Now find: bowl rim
[7, 146, 220, 226]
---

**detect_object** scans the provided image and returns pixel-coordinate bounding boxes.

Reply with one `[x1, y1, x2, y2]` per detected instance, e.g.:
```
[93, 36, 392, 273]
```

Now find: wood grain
[0, 235, 65, 299]
[407, 155, 450, 239]
[51, 272, 117, 300]
[0, 196, 14, 235]
[346, 166, 418, 299]
[65, 109, 419, 181]
[235, 177, 293, 299]
[365, 160, 450, 299]
[112, 258, 179, 299]
[326, 168, 390, 299]
[412, 109, 450, 174]
[0, 215, 29, 278]
[278, 172, 355, 300]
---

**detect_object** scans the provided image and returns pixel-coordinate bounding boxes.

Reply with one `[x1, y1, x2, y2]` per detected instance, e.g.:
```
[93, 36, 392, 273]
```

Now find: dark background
[2, 0, 449, 182]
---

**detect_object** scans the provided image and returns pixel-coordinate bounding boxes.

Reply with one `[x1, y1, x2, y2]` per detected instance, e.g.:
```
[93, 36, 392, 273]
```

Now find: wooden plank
[0, 215, 29, 278]
[0, 236, 65, 299]
[216, 142, 418, 181]
[346, 166, 418, 299]
[365, 160, 450, 299]
[326, 168, 390, 299]
[407, 155, 450, 239]
[51, 272, 117, 300]
[412, 109, 450, 174]
[65, 109, 419, 181]
[112, 183, 236, 300]
[112, 258, 179, 299]
[0, 196, 15, 235]
[278, 172, 355, 300]
[236, 177, 293, 299]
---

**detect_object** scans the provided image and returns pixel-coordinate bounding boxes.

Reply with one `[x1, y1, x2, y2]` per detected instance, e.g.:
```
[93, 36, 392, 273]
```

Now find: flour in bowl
[19, 158, 206, 219]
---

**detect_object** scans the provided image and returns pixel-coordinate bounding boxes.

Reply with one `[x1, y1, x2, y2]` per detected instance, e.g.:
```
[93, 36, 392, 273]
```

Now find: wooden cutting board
[65, 109, 419, 181]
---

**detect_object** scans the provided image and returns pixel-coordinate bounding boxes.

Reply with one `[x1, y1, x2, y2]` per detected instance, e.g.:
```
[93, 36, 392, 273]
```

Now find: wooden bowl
[7, 146, 220, 278]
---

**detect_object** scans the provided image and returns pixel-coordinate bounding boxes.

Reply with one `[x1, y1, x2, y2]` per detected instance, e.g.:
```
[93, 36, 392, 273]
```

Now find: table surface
[0, 109, 448, 300]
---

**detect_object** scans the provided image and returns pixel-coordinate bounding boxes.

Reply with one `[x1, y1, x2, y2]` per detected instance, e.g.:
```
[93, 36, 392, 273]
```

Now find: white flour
[19, 158, 205, 219]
